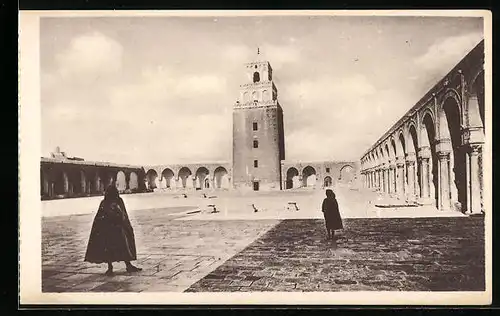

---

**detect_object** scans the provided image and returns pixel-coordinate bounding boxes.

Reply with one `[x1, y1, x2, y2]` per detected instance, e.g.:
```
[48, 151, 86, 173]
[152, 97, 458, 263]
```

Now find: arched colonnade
[360, 41, 485, 214]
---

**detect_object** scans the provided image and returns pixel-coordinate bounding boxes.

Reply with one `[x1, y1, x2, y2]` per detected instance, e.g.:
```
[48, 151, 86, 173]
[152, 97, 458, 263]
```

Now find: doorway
[253, 181, 260, 191]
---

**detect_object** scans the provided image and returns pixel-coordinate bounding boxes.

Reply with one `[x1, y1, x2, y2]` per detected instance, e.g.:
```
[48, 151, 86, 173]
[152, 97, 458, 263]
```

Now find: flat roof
[41, 157, 143, 169]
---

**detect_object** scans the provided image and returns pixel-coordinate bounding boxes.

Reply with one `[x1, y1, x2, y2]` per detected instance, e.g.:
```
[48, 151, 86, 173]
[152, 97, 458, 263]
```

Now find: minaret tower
[232, 48, 285, 191]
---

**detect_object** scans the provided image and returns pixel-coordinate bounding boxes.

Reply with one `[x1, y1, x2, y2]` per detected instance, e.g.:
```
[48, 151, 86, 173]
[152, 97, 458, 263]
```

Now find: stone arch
[442, 96, 467, 211]
[408, 124, 420, 195]
[422, 112, 439, 208]
[302, 166, 317, 187]
[67, 168, 82, 195]
[89, 172, 100, 194]
[195, 167, 210, 190]
[214, 166, 229, 189]
[340, 165, 354, 183]
[178, 167, 193, 189]
[286, 167, 299, 189]
[116, 170, 127, 192]
[251, 90, 260, 102]
[53, 170, 68, 196]
[390, 137, 398, 159]
[253, 71, 260, 83]
[398, 132, 407, 159]
[468, 70, 485, 129]
[146, 169, 158, 190]
[161, 168, 175, 189]
[407, 123, 418, 153]
[262, 89, 271, 101]
[129, 172, 139, 190]
[324, 176, 333, 187]
[384, 143, 392, 163]
[81, 170, 89, 194]
[397, 131, 406, 157]
[420, 106, 437, 132]
[438, 89, 463, 126]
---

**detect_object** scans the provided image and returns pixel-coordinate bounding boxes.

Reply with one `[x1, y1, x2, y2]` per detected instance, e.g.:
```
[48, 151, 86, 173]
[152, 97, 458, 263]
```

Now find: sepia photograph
[19, 10, 492, 305]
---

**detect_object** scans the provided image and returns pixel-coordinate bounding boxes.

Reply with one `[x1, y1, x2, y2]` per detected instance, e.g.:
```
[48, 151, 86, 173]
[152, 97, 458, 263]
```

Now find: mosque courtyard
[41, 185, 485, 293]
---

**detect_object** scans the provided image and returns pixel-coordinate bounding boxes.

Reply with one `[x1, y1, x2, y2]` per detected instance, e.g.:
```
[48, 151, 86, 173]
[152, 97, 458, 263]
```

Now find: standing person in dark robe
[321, 189, 344, 240]
[84, 184, 142, 276]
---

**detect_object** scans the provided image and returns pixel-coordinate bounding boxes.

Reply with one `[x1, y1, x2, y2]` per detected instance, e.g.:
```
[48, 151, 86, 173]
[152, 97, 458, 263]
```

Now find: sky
[40, 15, 484, 165]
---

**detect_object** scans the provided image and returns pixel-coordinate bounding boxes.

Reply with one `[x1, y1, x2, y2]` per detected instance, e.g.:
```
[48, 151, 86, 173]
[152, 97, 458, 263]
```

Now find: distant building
[40, 147, 146, 200]
[40, 53, 359, 199]
[232, 59, 285, 191]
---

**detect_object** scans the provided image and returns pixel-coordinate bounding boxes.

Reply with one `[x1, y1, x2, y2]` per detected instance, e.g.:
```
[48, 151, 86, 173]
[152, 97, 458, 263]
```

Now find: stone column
[125, 172, 131, 190]
[62, 171, 69, 194]
[383, 166, 389, 194]
[437, 151, 451, 211]
[418, 146, 431, 203]
[405, 153, 417, 201]
[390, 164, 397, 195]
[386, 165, 392, 194]
[396, 159, 405, 199]
[94, 174, 101, 193]
[80, 170, 86, 195]
[376, 169, 381, 191]
[468, 144, 483, 214]
[388, 165, 393, 195]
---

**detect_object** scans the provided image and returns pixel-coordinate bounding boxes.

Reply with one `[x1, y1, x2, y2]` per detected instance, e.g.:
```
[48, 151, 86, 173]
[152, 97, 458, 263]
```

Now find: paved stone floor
[186, 217, 485, 292]
[42, 207, 279, 292]
[42, 200, 484, 292]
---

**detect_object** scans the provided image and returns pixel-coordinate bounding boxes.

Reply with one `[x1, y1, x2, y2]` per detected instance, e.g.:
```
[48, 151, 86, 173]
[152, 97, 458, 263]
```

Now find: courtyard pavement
[41, 186, 484, 293]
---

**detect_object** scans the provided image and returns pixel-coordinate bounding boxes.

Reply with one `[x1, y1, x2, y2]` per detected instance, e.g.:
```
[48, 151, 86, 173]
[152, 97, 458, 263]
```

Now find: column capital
[396, 162, 405, 168]
[418, 146, 431, 158]
[418, 156, 430, 163]
[437, 151, 451, 160]
[405, 152, 417, 162]
[468, 143, 483, 155]
[406, 159, 416, 166]
[462, 127, 484, 145]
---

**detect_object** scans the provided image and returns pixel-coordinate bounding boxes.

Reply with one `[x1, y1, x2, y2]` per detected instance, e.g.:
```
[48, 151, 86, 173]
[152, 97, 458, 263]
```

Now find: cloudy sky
[40, 15, 483, 165]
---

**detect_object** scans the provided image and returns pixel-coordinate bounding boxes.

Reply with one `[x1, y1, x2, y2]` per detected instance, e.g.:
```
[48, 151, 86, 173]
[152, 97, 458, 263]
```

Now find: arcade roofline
[281, 159, 359, 165]
[144, 161, 231, 168]
[41, 157, 144, 170]
[360, 39, 485, 160]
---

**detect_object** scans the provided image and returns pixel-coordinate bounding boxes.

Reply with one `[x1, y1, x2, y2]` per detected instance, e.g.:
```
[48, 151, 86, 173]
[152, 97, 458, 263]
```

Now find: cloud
[261, 44, 301, 69]
[281, 74, 415, 160]
[55, 31, 123, 80]
[285, 74, 377, 106]
[223, 44, 252, 64]
[414, 32, 483, 73]
[40, 17, 484, 164]
[176, 75, 227, 95]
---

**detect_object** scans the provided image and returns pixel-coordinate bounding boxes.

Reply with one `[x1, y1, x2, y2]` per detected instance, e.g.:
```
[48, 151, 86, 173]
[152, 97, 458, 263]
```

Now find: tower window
[253, 140, 259, 148]
[326, 167, 330, 173]
[253, 181, 259, 191]
[253, 72, 260, 83]
[253, 122, 258, 131]
[254, 160, 258, 168]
